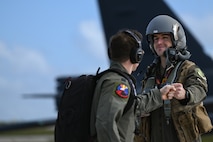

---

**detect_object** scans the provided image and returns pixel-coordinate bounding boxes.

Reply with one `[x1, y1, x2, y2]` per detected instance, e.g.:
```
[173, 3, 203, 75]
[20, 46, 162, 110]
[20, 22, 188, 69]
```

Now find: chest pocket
[142, 77, 155, 94]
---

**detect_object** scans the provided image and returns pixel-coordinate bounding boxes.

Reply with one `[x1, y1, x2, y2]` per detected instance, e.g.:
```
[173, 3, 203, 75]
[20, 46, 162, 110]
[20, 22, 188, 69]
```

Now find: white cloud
[0, 41, 55, 96]
[0, 41, 52, 74]
[0, 42, 56, 121]
[79, 20, 108, 60]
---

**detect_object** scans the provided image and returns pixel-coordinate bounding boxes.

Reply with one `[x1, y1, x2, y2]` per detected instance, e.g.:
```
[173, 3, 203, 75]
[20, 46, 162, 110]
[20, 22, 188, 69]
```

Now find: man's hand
[160, 84, 176, 100]
[171, 83, 186, 100]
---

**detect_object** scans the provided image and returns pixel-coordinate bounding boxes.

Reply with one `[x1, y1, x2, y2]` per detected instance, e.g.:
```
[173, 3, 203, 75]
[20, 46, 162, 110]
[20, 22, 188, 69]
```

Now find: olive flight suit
[90, 61, 165, 142]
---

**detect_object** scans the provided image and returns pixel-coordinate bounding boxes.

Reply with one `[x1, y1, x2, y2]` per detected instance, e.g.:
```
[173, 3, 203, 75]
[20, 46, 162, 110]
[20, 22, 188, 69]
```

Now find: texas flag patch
[115, 84, 129, 98]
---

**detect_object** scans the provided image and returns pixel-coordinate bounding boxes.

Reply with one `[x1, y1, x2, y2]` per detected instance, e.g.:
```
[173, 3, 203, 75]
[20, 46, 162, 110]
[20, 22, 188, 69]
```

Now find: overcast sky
[0, 0, 212, 122]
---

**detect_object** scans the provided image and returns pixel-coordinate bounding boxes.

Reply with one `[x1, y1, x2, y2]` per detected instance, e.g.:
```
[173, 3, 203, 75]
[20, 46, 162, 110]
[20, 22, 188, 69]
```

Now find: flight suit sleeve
[95, 76, 130, 142]
[182, 64, 208, 105]
[137, 88, 163, 114]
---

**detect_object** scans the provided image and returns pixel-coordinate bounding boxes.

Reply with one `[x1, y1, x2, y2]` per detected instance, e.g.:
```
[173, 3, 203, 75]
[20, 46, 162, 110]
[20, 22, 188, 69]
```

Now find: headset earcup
[137, 48, 144, 62]
[130, 47, 143, 63]
[130, 47, 137, 63]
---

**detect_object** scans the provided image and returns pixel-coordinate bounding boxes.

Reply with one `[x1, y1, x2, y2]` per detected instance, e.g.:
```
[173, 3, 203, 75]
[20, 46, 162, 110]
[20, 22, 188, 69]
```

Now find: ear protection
[123, 30, 144, 63]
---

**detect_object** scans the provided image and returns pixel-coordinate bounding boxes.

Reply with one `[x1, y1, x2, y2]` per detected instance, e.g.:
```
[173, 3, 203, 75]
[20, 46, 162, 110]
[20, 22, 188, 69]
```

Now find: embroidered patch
[196, 68, 207, 81]
[115, 84, 129, 98]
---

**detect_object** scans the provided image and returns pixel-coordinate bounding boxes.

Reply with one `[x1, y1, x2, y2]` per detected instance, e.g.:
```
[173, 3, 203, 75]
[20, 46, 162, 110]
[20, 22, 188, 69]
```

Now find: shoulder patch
[195, 68, 207, 80]
[115, 83, 129, 98]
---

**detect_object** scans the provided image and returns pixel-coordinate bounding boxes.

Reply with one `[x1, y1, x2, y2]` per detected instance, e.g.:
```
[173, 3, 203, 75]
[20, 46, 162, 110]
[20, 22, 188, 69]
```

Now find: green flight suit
[90, 61, 164, 142]
[136, 60, 208, 142]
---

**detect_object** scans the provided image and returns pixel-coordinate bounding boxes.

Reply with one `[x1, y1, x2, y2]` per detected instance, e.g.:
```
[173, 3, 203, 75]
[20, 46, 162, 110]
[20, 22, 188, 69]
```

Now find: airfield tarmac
[0, 126, 212, 142]
[0, 135, 53, 142]
[0, 125, 54, 142]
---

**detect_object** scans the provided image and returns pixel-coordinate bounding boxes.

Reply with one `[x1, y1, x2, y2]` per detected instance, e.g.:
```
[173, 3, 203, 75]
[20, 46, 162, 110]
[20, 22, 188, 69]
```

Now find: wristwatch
[179, 89, 190, 105]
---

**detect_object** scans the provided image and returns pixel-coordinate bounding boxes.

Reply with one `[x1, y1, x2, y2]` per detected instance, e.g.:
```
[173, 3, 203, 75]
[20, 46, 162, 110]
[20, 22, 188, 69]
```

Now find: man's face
[153, 33, 173, 57]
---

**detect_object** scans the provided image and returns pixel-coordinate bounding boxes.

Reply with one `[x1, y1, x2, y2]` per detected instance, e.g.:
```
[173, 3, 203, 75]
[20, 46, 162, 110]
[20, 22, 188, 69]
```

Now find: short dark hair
[109, 29, 143, 62]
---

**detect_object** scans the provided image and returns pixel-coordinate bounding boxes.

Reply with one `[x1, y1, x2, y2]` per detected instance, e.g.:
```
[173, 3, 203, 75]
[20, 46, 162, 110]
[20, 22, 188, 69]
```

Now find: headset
[123, 30, 144, 63]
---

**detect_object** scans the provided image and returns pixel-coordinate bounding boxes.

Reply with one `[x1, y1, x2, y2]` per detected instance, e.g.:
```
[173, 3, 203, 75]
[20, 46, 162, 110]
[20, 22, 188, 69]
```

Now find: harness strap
[163, 61, 183, 124]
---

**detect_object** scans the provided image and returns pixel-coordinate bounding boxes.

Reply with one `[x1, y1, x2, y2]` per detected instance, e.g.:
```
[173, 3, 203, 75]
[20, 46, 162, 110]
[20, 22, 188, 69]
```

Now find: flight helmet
[146, 15, 187, 55]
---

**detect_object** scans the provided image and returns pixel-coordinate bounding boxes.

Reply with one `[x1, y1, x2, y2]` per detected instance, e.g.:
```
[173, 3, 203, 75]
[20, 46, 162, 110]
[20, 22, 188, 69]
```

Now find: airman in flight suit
[90, 29, 176, 142]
